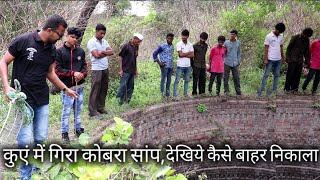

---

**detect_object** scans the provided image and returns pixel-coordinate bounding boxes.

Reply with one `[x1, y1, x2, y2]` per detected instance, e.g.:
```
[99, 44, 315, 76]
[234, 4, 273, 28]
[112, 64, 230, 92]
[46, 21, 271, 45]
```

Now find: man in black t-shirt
[116, 33, 143, 105]
[0, 14, 77, 179]
[55, 27, 87, 143]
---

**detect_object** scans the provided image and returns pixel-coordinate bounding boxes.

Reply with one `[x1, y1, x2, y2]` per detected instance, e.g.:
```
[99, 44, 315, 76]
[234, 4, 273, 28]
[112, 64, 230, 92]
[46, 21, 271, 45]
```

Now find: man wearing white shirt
[257, 23, 286, 97]
[173, 29, 194, 98]
[87, 24, 114, 117]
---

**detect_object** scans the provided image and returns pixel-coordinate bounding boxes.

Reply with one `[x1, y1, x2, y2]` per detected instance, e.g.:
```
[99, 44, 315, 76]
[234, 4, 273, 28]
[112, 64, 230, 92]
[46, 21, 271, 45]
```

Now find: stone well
[103, 96, 320, 179]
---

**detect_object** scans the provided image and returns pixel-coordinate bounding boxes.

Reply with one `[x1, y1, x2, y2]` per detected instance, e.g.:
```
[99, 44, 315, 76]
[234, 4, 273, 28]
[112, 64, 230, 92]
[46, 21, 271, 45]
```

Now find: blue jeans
[117, 72, 135, 103]
[173, 66, 192, 97]
[160, 67, 173, 96]
[258, 60, 281, 96]
[17, 104, 49, 180]
[61, 86, 83, 133]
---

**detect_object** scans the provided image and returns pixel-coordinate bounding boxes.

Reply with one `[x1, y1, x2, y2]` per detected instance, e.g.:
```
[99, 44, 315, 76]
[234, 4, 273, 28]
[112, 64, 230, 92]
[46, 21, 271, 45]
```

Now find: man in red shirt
[208, 36, 226, 96]
[302, 38, 320, 95]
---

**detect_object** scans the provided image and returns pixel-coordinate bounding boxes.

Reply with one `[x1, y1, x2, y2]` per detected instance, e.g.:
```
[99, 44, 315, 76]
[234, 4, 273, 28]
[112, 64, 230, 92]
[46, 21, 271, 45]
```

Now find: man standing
[302, 37, 320, 95]
[0, 14, 77, 180]
[257, 23, 286, 97]
[87, 24, 114, 117]
[117, 33, 143, 105]
[224, 30, 242, 96]
[284, 28, 313, 93]
[55, 27, 87, 143]
[173, 29, 194, 99]
[153, 33, 174, 98]
[208, 36, 226, 96]
[192, 32, 208, 96]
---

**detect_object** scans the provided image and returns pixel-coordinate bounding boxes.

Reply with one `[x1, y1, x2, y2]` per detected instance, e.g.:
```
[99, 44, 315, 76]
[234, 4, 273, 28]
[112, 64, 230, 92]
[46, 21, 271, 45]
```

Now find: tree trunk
[76, 0, 99, 44]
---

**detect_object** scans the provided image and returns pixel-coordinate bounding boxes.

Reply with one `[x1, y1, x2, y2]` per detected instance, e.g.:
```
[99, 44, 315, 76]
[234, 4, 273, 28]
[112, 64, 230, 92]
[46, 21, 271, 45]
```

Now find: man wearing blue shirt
[153, 33, 174, 98]
[224, 29, 242, 96]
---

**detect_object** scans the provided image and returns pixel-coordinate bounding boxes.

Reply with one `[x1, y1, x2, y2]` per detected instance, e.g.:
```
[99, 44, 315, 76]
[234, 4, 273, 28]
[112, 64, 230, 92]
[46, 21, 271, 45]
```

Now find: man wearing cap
[117, 33, 143, 105]
[87, 24, 114, 117]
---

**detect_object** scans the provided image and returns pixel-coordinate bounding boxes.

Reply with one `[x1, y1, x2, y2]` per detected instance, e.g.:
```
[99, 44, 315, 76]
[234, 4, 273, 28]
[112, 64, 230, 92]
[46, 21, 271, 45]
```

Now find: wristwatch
[62, 87, 67, 92]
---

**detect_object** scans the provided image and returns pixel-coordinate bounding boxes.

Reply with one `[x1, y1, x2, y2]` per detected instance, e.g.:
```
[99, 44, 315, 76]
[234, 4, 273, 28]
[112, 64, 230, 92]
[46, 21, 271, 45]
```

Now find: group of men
[0, 14, 320, 179]
[153, 23, 319, 99]
[0, 15, 143, 179]
[153, 29, 241, 98]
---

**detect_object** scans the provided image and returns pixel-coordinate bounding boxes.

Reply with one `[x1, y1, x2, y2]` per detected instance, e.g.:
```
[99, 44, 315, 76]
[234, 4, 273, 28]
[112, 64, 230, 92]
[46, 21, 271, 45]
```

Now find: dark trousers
[224, 64, 241, 95]
[208, 72, 223, 95]
[117, 72, 135, 104]
[284, 62, 303, 92]
[192, 66, 206, 95]
[302, 68, 320, 93]
[89, 69, 109, 115]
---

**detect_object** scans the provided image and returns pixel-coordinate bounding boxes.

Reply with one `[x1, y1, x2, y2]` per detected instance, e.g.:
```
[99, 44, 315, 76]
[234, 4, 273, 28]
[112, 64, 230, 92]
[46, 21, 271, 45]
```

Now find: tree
[76, 0, 100, 44]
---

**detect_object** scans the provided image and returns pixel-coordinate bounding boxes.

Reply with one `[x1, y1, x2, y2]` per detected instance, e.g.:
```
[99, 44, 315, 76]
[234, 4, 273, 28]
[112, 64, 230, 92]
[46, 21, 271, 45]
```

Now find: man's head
[42, 14, 68, 43]
[95, 24, 106, 40]
[229, 29, 238, 41]
[200, 32, 208, 43]
[181, 29, 190, 43]
[274, 23, 286, 36]
[217, 35, 226, 47]
[302, 27, 313, 38]
[132, 33, 143, 47]
[166, 33, 174, 45]
[66, 27, 82, 47]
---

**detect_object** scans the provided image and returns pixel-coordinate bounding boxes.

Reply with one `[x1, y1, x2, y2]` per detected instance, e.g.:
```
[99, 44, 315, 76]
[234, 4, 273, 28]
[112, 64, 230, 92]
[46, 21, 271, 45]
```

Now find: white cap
[133, 33, 144, 40]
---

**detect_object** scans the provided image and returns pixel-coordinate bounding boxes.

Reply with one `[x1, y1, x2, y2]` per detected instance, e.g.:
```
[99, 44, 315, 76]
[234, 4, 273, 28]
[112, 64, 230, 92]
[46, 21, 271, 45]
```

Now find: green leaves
[69, 161, 119, 180]
[166, 174, 188, 180]
[101, 117, 133, 145]
[30, 117, 187, 180]
[48, 163, 61, 179]
[197, 103, 208, 113]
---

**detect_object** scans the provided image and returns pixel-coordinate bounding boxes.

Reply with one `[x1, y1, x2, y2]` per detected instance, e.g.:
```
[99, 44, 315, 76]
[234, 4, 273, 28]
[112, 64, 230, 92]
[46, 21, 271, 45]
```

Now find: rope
[0, 79, 34, 144]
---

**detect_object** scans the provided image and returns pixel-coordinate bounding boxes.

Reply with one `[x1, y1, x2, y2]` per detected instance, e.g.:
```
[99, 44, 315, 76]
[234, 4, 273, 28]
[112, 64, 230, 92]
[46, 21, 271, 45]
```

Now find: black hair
[67, 27, 82, 38]
[218, 35, 226, 42]
[200, 32, 208, 40]
[302, 27, 313, 37]
[166, 33, 174, 38]
[43, 14, 67, 30]
[181, 29, 190, 36]
[96, 23, 106, 32]
[275, 23, 286, 33]
[230, 29, 238, 35]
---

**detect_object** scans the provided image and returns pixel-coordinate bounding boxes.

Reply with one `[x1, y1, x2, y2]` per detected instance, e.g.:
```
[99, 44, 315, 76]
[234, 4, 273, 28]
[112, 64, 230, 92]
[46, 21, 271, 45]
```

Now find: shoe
[75, 128, 84, 137]
[62, 132, 70, 143]
[224, 92, 230, 96]
[98, 109, 108, 114]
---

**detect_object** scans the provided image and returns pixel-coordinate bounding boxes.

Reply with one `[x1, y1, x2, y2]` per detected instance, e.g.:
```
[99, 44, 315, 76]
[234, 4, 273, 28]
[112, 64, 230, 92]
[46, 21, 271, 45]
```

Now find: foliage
[311, 103, 320, 109]
[101, 117, 133, 145]
[197, 103, 208, 113]
[218, 1, 275, 68]
[29, 117, 187, 180]
[115, 0, 131, 16]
